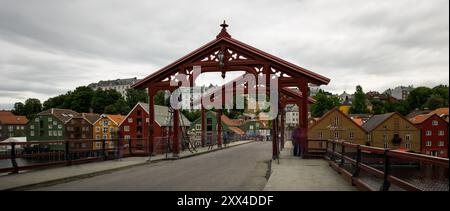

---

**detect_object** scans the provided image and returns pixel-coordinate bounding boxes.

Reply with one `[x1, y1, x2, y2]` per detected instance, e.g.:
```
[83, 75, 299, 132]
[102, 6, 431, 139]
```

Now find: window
[53, 131, 58, 136]
[432, 120, 438, 126]
[48, 131, 53, 136]
[405, 142, 411, 149]
[53, 121, 57, 125]
[8, 126, 13, 131]
[30, 125, 34, 130]
[58, 131, 62, 136]
[384, 143, 389, 149]
[405, 134, 411, 141]
[349, 132, 355, 139]
[103, 120, 108, 127]
[367, 134, 372, 142]
[21, 126, 24, 130]
[103, 135, 108, 140]
[426, 141, 432, 147]
[426, 130, 432, 136]
[128, 118, 133, 123]
[249, 125, 254, 130]
[438, 131, 445, 136]
[333, 117, 340, 127]
[124, 126, 130, 132]
[124, 135, 131, 140]
[438, 141, 444, 147]
[48, 117, 52, 122]
[96, 135, 100, 140]
[30, 131, 35, 136]
[35, 118, 39, 122]
[103, 127, 108, 133]
[318, 132, 323, 139]
[16, 125, 20, 130]
[58, 124, 62, 129]
[196, 124, 201, 130]
[48, 124, 53, 129]
[110, 127, 114, 133]
[96, 127, 100, 132]
[334, 131, 339, 139]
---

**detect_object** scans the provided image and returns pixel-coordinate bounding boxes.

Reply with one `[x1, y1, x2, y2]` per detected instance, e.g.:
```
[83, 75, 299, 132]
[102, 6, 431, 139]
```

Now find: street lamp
[217, 50, 225, 78]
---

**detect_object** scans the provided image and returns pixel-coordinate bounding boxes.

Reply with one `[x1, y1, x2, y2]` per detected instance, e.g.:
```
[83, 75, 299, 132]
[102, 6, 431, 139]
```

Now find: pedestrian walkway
[0, 140, 253, 190]
[264, 141, 356, 191]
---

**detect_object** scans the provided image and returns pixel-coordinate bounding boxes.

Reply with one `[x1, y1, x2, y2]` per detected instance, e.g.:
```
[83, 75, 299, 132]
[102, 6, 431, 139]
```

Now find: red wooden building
[410, 114, 448, 158]
[119, 102, 190, 154]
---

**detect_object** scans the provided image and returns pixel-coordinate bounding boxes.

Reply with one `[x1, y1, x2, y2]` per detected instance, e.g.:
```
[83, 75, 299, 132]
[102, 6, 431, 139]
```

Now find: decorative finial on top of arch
[216, 20, 231, 39]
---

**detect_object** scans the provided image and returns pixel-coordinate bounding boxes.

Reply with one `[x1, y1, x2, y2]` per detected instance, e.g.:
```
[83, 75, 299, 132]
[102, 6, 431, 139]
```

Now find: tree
[23, 98, 42, 118]
[425, 94, 445, 110]
[43, 94, 67, 110]
[91, 89, 123, 113]
[12, 102, 25, 115]
[310, 90, 341, 117]
[126, 88, 149, 108]
[384, 100, 410, 116]
[68, 86, 94, 112]
[154, 90, 169, 106]
[350, 85, 368, 114]
[104, 99, 130, 115]
[407, 87, 432, 110]
[431, 85, 449, 107]
[370, 99, 385, 115]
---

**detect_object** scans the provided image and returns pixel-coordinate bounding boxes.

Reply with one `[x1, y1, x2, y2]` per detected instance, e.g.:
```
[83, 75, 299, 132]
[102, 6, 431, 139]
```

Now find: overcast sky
[0, 0, 448, 109]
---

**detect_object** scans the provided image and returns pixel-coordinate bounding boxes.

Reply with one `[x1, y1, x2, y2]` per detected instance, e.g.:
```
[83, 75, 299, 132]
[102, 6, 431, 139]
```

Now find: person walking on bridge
[291, 128, 301, 156]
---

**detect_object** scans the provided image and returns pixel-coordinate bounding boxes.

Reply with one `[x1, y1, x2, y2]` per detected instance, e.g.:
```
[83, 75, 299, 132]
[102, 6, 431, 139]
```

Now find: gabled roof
[228, 127, 245, 135]
[108, 115, 126, 125]
[430, 107, 449, 117]
[133, 25, 330, 89]
[309, 107, 366, 132]
[37, 108, 81, 123]
[0, 111, 28, 125]
[361, 113, 395, 132]
[120, 102, 190, 127]
[82, 113, 101, 124]
[409, 113, 434, 125]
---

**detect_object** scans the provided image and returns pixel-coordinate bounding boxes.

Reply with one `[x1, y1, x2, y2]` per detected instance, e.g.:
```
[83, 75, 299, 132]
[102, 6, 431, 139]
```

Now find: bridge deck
[264, 141, 357, 191]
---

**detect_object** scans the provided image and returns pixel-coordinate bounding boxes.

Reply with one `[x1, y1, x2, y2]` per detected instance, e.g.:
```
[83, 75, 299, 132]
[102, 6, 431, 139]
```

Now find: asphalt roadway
[33, 141, 272, 191]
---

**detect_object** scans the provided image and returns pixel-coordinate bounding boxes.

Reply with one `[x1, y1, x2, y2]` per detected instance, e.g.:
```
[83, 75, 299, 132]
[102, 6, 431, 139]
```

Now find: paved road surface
[33, 141, 272, 191]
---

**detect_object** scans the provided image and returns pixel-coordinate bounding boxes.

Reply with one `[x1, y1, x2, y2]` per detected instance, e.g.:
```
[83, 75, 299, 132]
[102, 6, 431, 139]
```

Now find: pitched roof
[430, 107, 449, 117]
[406, 109, 432, 118]
[409, 113, 434, 124]
[309, 107, 366, 132]
[107, 115, 126, 125]
[362, 113, 395, 132]
[82, 113, 101, 124]
[37, 108, 81, 123]
[133, 27, 330, 89]
[124, 102, 191, 127]
[0, 111, 28, 125]
[351, 117, 364, 126]
[221, 115, 242, 127]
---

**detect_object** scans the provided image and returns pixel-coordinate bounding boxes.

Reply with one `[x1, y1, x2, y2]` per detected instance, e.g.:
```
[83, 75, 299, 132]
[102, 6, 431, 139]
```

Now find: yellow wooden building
[308, 107, 367, 149]
[362, 112, 421, 152]
[92, 114, 125, 150]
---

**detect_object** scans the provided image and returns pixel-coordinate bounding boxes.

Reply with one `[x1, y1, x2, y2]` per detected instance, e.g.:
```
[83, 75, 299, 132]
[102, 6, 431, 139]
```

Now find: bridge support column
[280, 109, 285, 150]
[217, 110, 222, 148]
[148, 87, 155, 156]
[172, 109, 180, 157]
[201, 106, 205, 147]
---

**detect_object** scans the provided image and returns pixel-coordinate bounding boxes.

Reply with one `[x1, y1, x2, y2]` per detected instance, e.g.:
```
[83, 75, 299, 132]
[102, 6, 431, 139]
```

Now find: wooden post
[148, 87, 155, 156]
[280, 109, 285, 150]
[128, 138, 133, 156]
[201, 106, 205, 147]
[173, 109, 180, 157]
[340, 144, 345, 167]
[65, 140, 72, 166]
[380, 149, 391, 191]
[272, 117, 277, 160]
[10, 142, 18, 174]
[102, 139, 107, 160]
[353, 145, 361, 177]
[299, 82, 309, 156]
[217, 110, 222, 148]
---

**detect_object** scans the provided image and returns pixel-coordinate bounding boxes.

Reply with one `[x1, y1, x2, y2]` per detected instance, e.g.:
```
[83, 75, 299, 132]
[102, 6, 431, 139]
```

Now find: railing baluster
[340, 144, 345, 167]
[10, 142, 19, 174]
[128, 139, 133, 156]
[380, 149, 391, 191]
[102, 139, 107, 160]
[65, 140, 72, 166]
[353, 145, 361, 178]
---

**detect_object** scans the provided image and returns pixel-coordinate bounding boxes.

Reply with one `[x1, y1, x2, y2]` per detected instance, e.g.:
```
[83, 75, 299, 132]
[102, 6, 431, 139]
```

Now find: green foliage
[181, 109, 201, 122]
[104, 98, 130, 115]
[12, 102, 25, 115]
[310, 90, 341, 118]
[431, 85, 449, 107]
[350, 85, 368, 114]
[43, 94, 67, 110]
[91, 89, 123, 113]
[425, 94, 445, 110]
[126, 88, 149, 108]
[407, 86, 432, 110]
[21, 98, 42, 119]
[370, 99, 385, 115]
[154, 90, 169, 106]
[67, 86, 95, 112]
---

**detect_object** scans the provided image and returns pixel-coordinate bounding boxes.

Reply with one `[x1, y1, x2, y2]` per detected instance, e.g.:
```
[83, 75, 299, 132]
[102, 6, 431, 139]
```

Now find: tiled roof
[221, 115, 242, 127]
[362, 113, 395, 132]
[351, 118, 364, 126]
[0, 111, 28, 125]
[38, 108, 81, 123]
[108, 115, 126, 125]
[406, 109, 432, 118]
[430, 107, 449, 116]
[409, 114, 433, 124]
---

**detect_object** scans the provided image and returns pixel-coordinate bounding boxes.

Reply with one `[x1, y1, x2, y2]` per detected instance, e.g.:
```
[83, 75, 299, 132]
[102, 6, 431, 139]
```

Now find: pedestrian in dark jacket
[291, 128, 301, 156]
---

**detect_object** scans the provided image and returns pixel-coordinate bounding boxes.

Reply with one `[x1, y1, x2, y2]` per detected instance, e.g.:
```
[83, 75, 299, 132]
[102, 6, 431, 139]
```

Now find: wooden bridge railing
[317, 139, 449, 191]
